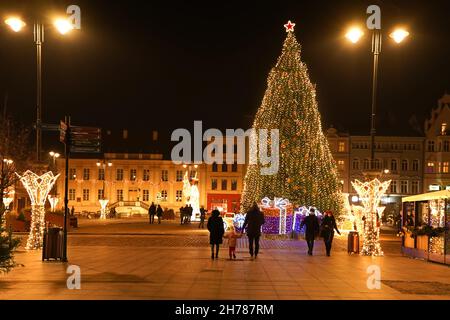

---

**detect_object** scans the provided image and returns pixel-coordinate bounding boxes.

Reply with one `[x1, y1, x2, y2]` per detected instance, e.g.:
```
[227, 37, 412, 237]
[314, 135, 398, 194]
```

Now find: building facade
[18, 94, 450, 218]
[53, 153, 246, 214]
[423, 94, 450, 191]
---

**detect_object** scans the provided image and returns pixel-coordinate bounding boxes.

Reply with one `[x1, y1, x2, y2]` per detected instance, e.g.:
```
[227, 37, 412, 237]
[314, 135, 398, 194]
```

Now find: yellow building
[424, 94, 450, 191]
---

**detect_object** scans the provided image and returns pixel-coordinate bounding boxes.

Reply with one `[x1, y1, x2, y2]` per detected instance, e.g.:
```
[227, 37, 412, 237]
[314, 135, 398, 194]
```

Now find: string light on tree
[351, 178, 391, 256]
[241, 21, 342, 215]
[16, 171, 60, 250]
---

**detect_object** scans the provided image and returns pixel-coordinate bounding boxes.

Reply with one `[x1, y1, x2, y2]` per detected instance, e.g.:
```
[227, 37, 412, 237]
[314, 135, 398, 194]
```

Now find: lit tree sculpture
[351, 178, 391, 256]
[16, 171, 60, 250]
[47, 195, 59, 212]
[241, 21, 342, 213]
[182, 171, 200, 221]
[99, 199, 109, 219]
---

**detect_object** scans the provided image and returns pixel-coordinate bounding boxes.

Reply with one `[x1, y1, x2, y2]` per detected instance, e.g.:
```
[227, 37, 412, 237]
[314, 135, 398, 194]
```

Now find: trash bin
[42, 227, 64, 261]
[348, 231, 360, 254]
[69, 216, 78, 228]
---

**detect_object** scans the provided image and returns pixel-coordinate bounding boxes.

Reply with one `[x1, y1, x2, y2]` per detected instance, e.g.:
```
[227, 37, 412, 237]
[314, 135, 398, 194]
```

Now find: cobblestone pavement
[3, 219, 449, 300]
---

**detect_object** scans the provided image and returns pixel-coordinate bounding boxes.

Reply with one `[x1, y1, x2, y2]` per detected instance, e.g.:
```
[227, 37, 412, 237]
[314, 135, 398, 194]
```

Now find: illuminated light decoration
[16, 171, 60, 250]
[261, 197, 294, 235]
[3, 188, 15, 209]
[99, 199, 109, 219]
[284, 20, 296, 33]
[47, 195, 59, 212]
[429, 236, 444, 255]
[233, 213, 246, 230]
[5, 17, 26, 32]
[240, 23, 342, 217]
[338, 193, 356, 233]
[182, 171, 200, 221]
[351, 178, 391, 256]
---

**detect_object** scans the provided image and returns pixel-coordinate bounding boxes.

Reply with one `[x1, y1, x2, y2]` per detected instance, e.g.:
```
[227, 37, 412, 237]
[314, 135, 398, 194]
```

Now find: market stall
[401, 190, 450, 265]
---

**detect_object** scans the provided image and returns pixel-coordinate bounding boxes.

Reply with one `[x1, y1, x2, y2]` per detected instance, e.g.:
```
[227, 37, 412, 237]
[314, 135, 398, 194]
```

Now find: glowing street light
[390, 28, 409, 43]
[345, 27, 364, 44]
[5, 17, 25, 32]
[4, 13, 78, 162]
[54, 18, 73, 35]
[344, 22, 410, 172]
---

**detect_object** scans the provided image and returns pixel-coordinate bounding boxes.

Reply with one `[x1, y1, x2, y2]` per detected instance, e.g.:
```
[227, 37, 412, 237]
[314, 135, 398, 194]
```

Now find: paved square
[1, 219, 450, 300]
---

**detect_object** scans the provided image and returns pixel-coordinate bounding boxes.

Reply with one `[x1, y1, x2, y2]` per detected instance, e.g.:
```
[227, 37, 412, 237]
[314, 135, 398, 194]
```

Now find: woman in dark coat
[320, 210, 341, 256]
[207, 209, 225, 259]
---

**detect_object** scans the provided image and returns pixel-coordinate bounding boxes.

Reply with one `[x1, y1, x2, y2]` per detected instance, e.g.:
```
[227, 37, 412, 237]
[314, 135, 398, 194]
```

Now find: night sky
[0, 0, 449, 152]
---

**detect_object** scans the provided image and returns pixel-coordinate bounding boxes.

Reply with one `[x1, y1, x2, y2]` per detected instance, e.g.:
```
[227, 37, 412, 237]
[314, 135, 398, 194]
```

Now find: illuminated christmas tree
[241, 21, 342, 214]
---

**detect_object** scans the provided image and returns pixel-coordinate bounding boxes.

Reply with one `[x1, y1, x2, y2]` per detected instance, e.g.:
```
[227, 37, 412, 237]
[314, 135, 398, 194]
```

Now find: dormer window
[441, 123, 447, 135]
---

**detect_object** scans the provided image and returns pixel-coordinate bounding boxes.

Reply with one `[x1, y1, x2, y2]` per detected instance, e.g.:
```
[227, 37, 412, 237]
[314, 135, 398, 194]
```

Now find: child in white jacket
[223, 226, 243, 260]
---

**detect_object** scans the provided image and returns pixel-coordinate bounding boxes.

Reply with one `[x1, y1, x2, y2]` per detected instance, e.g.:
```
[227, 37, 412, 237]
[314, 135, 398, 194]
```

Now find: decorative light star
[284, 20, 295, 33]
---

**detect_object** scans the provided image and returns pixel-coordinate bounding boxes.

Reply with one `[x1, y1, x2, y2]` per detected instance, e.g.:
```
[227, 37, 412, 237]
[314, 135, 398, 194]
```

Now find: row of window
[426, 161, 450, 174]
[389, 180, 420, 194]
[69, 168, 198, 182]
[69, 189, 184, 202]
[210, 179, 238, 191]
[211, 163, 238, 172]
[350, 159, 420, 171]
[427, 140, 450, 152]
[351, 142, 420, 151]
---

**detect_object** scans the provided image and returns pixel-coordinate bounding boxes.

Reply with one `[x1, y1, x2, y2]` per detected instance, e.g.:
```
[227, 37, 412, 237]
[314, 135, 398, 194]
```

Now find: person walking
[242, 202, 265, 259]
[320, 210, 341, 256]
[149, 202, 156, 224]
[199, 206, 207, 229]
[182, 205, 188, 224]
[156, 204, 163, 224]
[223, 226, 243, 260]
[207, 209, 225, 259]
[300, 208, 320, 256]
[180, 206, 185, 225]
[187, 204, 193, 224]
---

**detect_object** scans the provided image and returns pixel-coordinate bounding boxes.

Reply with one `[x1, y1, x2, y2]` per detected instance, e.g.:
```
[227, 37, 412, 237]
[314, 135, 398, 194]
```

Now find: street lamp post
[4, 16, 75, 162]
[345, 26, 409, 171]
[49, 151, 60, 168]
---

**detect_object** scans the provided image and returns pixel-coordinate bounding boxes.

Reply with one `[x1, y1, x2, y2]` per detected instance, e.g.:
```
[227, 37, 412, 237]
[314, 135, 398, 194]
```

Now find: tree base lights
[351, 178, 391, 257]
[16, 171, 59, 250]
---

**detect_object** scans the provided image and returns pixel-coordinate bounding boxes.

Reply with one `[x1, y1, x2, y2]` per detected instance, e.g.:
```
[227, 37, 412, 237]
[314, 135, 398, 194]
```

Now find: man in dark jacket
[156, 205, 163, 224]
[180, 206, 185, 225]
[300, 208, 320, 255]
[199, 206, 207, 229]
[186, 204, 193, 224]
[149, 202, 156, 224]
[242, 203, 265, 258]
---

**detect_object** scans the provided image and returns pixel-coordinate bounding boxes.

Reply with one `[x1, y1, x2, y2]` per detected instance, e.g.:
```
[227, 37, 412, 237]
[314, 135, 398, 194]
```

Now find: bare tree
[0, 110, 32, 220]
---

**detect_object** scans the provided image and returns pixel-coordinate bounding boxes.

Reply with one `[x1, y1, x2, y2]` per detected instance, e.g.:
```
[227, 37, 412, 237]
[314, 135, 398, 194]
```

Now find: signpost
[59, 117, 102, 262]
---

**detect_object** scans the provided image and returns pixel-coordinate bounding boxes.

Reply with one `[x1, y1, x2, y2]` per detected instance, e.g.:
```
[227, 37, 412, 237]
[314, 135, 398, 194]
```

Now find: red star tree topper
[284, 20, 295, 32]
